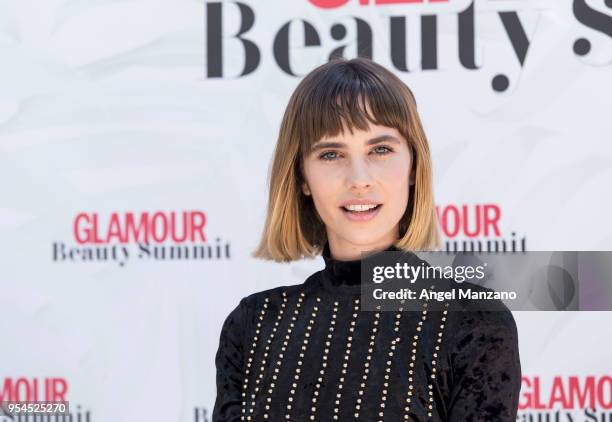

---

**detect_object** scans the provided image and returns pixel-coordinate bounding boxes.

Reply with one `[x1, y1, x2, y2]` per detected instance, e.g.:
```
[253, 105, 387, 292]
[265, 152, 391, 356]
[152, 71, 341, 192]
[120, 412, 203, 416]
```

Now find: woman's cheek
[310, 174, 339, 216]
[380, 161, 410, 187]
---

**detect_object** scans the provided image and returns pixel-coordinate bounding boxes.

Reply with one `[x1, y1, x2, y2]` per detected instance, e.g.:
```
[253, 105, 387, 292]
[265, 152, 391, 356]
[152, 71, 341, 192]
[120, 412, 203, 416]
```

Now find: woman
[212, 57, 521, 421]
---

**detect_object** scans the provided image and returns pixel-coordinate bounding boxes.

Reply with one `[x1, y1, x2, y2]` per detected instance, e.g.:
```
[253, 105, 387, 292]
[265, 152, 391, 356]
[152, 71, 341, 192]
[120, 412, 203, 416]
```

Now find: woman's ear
[409, 146, 416, 186]
[299, 159, 311, 196]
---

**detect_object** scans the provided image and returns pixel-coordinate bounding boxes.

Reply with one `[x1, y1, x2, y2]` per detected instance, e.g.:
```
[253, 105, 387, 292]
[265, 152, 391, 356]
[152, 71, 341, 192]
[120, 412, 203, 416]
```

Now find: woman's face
[301, 122, 414, 260]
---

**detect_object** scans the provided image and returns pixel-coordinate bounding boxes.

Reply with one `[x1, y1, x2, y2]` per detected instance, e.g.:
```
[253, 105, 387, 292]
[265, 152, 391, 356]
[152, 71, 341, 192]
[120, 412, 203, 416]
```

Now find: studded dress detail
[212, 241, 521, 421]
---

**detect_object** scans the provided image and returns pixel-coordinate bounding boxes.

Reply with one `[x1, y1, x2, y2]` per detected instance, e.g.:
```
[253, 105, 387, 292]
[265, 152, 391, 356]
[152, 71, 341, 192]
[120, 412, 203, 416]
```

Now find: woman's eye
[319, 151, 339, 161]
[319, 146, 392, 161]
[372, 146, 392, 155]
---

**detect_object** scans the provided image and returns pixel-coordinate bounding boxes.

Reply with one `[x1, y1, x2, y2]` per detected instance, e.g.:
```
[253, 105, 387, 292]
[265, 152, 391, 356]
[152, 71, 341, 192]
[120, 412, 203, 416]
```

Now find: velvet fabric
[212, 241, 521, 421]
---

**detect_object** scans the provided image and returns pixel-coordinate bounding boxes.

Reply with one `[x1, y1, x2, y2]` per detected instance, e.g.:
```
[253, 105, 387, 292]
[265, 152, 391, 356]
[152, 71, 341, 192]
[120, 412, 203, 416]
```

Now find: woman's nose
[346, 158, 373, 190]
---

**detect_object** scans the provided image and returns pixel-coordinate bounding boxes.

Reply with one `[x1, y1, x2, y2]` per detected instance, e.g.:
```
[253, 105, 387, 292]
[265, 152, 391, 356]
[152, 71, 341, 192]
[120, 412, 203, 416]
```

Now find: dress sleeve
[446, 305, 522, 422]
[212, 298, 247, 422]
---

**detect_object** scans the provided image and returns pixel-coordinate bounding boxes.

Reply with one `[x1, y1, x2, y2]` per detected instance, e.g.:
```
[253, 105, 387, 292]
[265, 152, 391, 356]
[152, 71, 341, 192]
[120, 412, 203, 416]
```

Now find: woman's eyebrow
[310, 134, 401, 152]
[366, 134, 401, 146]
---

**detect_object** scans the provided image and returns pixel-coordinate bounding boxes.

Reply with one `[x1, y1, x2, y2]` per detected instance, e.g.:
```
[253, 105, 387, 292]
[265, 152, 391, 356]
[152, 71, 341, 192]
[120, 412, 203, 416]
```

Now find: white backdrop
[1, 0, 611, 420]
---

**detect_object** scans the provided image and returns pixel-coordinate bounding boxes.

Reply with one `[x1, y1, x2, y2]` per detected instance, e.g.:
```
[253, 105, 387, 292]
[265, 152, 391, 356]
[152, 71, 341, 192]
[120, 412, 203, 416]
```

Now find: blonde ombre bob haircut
[252, 57, 440, 262]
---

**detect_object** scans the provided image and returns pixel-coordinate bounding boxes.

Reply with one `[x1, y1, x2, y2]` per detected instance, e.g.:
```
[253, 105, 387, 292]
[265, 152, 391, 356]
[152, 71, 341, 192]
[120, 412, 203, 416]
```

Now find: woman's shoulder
[438, 282, 522, 420]
[442, 280, 520, 360]
[451, 280, 518, 327]
[229, 271, 323, 319]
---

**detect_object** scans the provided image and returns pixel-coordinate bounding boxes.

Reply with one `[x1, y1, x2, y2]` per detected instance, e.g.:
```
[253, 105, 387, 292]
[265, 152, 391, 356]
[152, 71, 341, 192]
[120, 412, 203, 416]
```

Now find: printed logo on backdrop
[0, 377, 91, 421]
[436, 203, 527, 252]
[53, 211, 231, 267]
[194, 406, 211, 422]
[204, 0, 612, 92]
[519, 375, 612, 420]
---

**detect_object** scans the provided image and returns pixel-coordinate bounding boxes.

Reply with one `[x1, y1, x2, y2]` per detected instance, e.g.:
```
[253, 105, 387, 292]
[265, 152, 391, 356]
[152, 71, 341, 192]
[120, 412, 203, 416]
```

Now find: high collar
[320, 240, 403, 294]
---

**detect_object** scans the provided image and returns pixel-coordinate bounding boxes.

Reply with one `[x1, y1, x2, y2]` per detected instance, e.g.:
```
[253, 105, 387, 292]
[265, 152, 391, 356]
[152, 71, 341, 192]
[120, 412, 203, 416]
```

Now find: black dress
[212, 241, 521, 421]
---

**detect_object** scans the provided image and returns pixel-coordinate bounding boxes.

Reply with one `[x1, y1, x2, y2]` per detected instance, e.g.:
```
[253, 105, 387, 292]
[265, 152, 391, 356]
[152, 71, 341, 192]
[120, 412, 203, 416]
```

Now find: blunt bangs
[296, 61, 413, 160]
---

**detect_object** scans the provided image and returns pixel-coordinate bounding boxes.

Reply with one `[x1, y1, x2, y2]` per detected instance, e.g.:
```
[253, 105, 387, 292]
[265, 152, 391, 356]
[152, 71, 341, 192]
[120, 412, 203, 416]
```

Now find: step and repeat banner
[1, 0, 611, 420]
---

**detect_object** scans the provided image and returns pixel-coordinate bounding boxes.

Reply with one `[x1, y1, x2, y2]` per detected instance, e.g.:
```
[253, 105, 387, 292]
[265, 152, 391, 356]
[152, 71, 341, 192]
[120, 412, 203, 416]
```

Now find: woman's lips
[340, 204, 382, 222]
